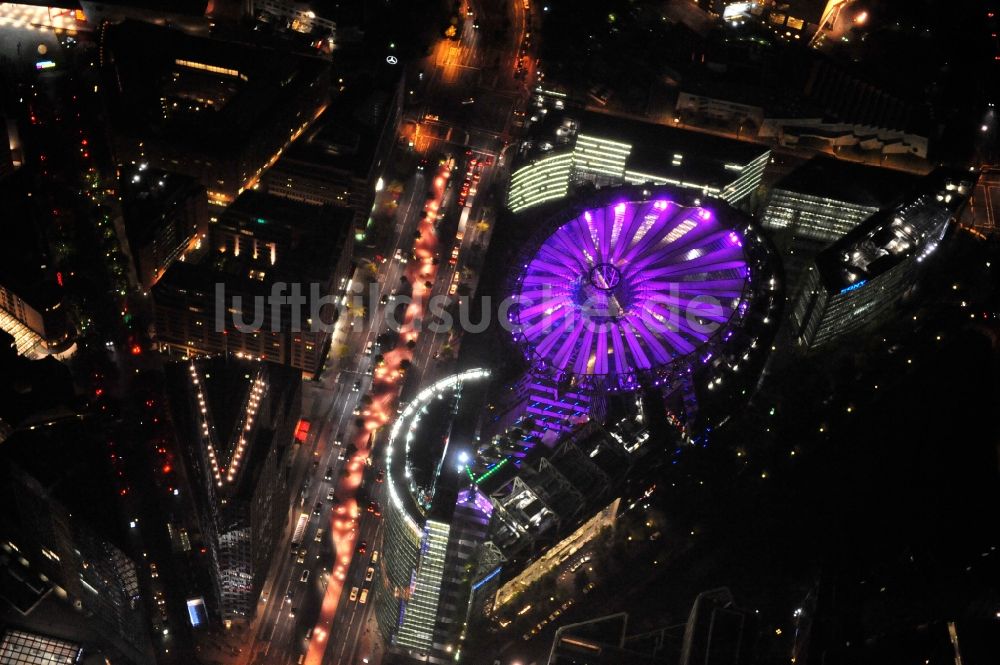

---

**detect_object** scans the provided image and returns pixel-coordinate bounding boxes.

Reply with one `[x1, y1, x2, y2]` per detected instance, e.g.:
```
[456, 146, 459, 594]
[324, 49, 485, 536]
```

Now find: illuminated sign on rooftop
[839, 280, 868, 294]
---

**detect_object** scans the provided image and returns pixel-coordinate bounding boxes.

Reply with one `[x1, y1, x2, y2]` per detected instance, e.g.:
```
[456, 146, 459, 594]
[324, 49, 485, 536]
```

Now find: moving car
[300, 570, 310, 583]
[349, 586, 359, 602]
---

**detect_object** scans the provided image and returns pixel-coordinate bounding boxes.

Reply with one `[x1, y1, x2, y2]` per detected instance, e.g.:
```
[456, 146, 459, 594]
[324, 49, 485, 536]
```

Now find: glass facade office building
[0, 629, 81, 665]
[506, 109, 770, 214]
[762, 188, 879, 244]
[792, 169, 972, 349]
[377, 371, 498, 663]
[394, 521, 451, 653]
[0, 465, 154, 664]
[761, 156, 920, 244]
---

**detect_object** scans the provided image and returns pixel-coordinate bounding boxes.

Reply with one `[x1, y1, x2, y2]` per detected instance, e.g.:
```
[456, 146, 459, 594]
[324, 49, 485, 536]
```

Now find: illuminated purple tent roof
[509, 196, 753, 393]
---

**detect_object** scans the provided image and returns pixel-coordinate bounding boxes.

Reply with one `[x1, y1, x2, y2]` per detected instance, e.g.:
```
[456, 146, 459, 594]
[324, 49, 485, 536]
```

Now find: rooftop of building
[0, 457, 153, 663]
[0, 353, 78, 433]
[0, 171, 62, 311]
[521, 106, 770, 190]
[549, 613, 665, 665]
[154, 191, 351, 298]
[815, 167, 974, 293]
[80, 0, 208, 14]
[679, 76, 815, 118]
[222, 189, 339, 232]
[202, 358, 256, 454]
[772, 155, 921, 209]
[272, 69, 401, 180]
[13, 0, 207, 12]
[771, 0, 829, 22]
[165, 356, 300, 500]
[0, 355, 118, 543]
[120, 166, 205, 246]
[103, 20, 328, 155]
[675, 36, 935, 137]
[397, 370, 491, 523]
[383, 369, 497, 534]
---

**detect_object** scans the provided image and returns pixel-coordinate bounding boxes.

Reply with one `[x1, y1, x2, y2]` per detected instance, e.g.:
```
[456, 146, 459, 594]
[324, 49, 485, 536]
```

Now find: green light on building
[474, 458, 508, 484]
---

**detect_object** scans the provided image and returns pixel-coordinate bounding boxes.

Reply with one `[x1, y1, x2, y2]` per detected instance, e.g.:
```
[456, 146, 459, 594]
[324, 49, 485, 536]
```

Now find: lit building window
[174, 59, 242, 79]
[0, 629, 81, 665]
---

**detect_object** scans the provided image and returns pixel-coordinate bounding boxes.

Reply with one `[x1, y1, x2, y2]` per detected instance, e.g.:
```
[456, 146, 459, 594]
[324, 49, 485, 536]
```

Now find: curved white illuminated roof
[384, 369, 492, 536]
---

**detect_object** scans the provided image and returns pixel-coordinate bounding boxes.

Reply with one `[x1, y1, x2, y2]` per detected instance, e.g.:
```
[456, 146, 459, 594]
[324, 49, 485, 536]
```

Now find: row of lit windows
[573, 134, 631, 182]
[720, 152, 769, 204]
[395, 521, 451, 651]
[174, 59, 245, 81]
[575, 134, 632, 152]
[509, 137, 767, 214]
[509, 151, 573, 186]
[508, 152, 573, 212]
[763, 190, 878, 241]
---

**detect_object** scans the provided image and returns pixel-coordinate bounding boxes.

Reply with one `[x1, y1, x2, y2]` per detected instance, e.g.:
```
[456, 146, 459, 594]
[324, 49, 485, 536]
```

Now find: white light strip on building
[623, 170, 671, 186]
[509, 152, 573, 213]
[385, 369, 491, 537]
[575, 134, 633, 151]
[510, 152, 572, 185]
[188, 363, 266, 487]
